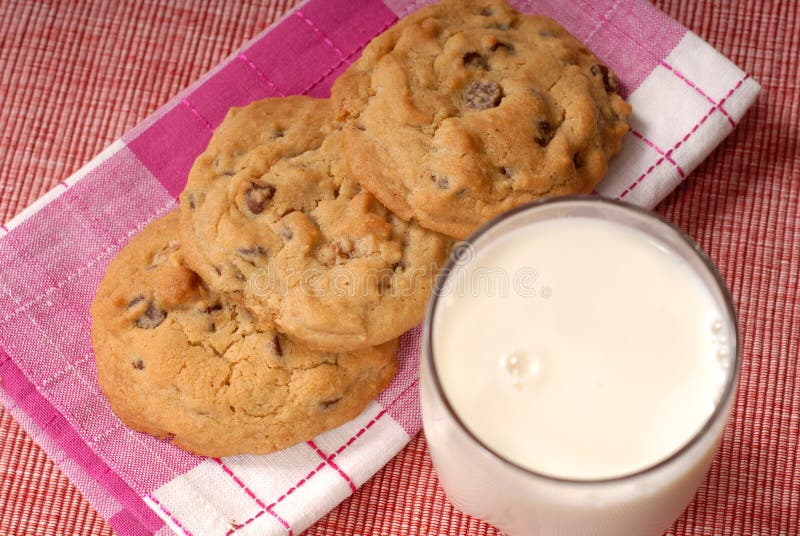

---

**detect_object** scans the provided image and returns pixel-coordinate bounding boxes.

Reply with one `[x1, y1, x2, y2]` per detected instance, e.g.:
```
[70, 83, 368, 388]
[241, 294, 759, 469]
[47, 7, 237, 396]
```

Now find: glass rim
[423, 195, 741, 485]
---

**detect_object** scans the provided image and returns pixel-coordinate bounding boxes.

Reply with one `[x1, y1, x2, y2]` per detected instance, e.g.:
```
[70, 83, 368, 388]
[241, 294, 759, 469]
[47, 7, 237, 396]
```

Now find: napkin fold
[0, 0, 759, 534]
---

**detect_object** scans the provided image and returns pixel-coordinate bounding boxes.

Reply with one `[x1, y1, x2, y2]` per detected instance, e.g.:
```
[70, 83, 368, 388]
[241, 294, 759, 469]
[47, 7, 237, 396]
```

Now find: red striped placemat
[0, 1, 796, 535]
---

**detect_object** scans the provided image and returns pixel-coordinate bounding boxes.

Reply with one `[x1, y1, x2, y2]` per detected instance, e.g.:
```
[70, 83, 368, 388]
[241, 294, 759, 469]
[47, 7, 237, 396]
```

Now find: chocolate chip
[432, 175, 450, 189]
[591, 64, 618, 93]
[128, 295, 145, 308]
[212, 265, 222, 276]
[279, 227, 294, 241]
[271, 130, 284, 139]
[463, 52, 488, 70]
[187, 193, 196, 209]
[213, 155, 235, 177]
[272, 335, 283, 357]
[479, 7, 493, 16]
[135, 303, 166, 329]
[203, 303, 222, 333]
[392, 261, 407, 272]
[376, 268, 395, 294]
[573, 153, 584, 168]
[244, 182, 276, 214]
[538, 120, 552, 136]
[320, 397, 342, 409]
[132, 359, 145, 370]
[500, 166, 512, 178]
[534, 120, 554, 147]
[464, 80, 503, 110]
[236, 246, 266, 259]
[490, 41, 514, 53]
[377, 279, 392, 295]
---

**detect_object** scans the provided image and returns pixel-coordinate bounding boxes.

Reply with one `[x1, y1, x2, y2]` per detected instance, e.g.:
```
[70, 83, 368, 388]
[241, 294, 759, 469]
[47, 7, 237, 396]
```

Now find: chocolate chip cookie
[332, 0, 632, 239]
[179, 97, 452, 352]
[91, 212, 398, 457]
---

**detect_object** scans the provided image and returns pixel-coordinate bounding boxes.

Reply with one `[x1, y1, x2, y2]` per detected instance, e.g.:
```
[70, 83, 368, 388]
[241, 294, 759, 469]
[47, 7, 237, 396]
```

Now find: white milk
[434, 217, 729, 480]
[422, 207, 737, 536]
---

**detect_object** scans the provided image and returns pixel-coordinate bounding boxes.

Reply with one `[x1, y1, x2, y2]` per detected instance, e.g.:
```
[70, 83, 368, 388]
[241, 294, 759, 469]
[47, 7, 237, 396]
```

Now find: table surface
[1, 1, 798, 535]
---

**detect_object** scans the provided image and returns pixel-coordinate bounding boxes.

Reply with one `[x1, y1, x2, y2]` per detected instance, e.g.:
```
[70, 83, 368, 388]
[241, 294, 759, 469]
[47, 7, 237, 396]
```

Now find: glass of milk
[421, 196, 739, 536]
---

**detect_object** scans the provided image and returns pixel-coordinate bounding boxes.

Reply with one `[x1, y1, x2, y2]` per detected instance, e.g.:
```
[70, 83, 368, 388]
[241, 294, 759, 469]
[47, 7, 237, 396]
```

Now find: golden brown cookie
[90, 212, 398, 457]
[332, 0, 631, 239]
[179, 97, 452, 352]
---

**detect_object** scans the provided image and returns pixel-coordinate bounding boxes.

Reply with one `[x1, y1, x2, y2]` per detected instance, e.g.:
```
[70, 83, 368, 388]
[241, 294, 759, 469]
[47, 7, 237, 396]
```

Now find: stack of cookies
[91, 0, 630, 457]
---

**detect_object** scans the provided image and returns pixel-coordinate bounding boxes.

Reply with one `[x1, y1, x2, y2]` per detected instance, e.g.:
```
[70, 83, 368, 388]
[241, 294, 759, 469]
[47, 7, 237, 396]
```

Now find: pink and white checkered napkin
[0, 0, 759, 534]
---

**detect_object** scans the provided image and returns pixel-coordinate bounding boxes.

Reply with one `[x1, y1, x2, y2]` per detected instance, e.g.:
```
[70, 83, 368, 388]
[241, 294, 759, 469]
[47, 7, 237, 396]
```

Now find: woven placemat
[1, 1, 797, 534]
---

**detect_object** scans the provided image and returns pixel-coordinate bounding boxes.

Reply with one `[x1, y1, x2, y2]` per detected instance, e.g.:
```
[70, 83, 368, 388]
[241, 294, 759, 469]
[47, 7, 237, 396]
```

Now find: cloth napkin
[0, 0, 759, 534]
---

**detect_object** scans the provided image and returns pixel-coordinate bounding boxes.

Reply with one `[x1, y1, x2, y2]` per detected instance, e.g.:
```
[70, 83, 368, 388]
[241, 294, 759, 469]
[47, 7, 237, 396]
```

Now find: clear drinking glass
[420, 196, 739, 536]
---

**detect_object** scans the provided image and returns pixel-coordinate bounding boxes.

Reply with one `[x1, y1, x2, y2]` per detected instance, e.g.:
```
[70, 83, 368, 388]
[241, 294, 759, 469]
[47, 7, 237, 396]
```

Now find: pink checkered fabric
[0, 0, 759, 534]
